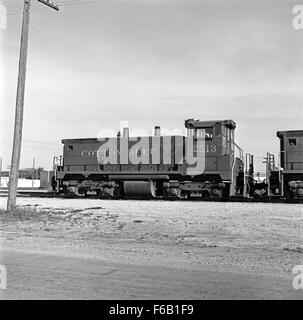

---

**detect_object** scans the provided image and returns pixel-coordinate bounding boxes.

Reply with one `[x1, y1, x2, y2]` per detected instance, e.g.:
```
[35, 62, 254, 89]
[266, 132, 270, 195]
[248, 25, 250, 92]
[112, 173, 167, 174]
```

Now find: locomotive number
[194, 144, 217, 153]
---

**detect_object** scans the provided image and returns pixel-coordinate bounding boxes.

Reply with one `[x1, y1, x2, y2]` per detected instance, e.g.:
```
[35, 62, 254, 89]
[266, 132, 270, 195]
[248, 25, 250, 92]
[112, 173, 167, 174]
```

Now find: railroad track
[0, 188, 302, 203]
[0, 188, 55, 198]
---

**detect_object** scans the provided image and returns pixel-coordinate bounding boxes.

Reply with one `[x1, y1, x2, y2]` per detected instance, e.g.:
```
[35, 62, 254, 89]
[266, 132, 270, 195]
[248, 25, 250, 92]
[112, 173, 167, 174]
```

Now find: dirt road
[0, 250, 301, 300]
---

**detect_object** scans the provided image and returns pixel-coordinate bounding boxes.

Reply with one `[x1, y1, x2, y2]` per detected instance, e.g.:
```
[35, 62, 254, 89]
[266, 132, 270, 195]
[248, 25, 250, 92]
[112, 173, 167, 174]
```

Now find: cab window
[196, 128, 213, 140]
[196, 129, 205, 138]
[288, 138, 296, 146]
[222, 126, 227, 136]
[205, 127, 213, 140]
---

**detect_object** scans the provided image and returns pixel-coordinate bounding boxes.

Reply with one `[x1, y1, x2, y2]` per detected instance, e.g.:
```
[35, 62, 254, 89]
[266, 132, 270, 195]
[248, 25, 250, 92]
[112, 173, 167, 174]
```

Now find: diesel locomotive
[53, 119, 303, 201]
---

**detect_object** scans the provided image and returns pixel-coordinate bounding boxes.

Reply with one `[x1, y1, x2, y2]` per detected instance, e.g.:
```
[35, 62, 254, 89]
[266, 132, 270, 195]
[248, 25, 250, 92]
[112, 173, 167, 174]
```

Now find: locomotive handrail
[232, 141, 244, 161]
[53, 156, 64, 172]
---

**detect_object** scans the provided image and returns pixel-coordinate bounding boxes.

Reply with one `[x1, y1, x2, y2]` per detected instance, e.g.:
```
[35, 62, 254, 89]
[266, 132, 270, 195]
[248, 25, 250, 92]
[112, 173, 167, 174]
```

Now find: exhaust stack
[154, 126, 161, 137]
[123, 127, 129, 138]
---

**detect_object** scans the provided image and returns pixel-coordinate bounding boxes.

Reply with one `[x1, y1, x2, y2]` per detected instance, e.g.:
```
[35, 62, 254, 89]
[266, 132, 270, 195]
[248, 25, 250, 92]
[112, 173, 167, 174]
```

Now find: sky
[0, 0, 302, 172]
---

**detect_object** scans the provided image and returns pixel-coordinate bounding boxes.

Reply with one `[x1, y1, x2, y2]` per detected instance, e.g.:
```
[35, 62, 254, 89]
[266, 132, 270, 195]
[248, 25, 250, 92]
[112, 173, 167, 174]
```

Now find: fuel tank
[123, 181, 156, 198]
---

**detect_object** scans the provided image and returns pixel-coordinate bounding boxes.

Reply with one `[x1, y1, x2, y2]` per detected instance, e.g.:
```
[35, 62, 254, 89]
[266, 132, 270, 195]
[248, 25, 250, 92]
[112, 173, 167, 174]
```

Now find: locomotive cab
[184, 119, 244, 197]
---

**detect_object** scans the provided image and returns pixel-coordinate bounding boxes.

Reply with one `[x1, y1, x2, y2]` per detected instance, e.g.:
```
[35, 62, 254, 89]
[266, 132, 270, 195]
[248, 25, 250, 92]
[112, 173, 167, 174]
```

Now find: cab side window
[205, 128, 213, 140]
[288, 138, 296, 146]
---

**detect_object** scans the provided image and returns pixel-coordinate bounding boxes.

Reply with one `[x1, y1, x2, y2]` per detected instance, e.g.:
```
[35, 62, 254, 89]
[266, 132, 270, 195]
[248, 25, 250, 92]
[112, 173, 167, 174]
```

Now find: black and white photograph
[0, 0, 302, 305]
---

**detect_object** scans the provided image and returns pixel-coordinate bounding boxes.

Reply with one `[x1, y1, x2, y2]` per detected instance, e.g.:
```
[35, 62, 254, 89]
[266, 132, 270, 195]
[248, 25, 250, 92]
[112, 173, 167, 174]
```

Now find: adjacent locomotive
[277, 130, 303, 199]
[54, 119, 245, 199]
[250, 130, 303, 200]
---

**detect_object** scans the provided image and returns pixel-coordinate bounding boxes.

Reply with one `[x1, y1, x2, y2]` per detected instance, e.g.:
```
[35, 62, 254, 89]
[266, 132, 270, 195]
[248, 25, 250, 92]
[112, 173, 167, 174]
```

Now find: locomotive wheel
[284, 187, 294, 200]
[202, 190, 210, 199]
[222, 184, 230, 199]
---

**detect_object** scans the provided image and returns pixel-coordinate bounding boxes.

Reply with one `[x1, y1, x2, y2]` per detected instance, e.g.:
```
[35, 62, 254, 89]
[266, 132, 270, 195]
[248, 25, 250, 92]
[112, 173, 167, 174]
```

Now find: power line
[7, 0, 190, 15]
[6, 0, 113, 14]
[1, 144, 60, 150]
[23, 139, 59, 145]
[6, 0, 179, 15]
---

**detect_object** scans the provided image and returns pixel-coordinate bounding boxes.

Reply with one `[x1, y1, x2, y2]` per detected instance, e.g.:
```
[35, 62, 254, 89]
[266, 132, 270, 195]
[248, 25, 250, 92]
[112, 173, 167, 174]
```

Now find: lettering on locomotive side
[80, 143, 217, 158]
[293, 5, 303, 30]
[79, 135, 208, 174]
[81, 149, 118, 157]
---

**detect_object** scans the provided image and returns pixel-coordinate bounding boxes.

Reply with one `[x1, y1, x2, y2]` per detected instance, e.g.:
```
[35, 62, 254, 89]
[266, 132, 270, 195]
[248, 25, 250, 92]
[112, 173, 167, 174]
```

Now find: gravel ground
[0, 197, 302, 275]
[0, 197, 302, 299]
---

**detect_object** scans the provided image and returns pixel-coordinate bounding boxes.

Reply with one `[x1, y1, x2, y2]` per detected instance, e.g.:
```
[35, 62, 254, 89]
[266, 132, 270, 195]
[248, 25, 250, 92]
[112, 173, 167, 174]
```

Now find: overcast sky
[0, 0, 302, 172]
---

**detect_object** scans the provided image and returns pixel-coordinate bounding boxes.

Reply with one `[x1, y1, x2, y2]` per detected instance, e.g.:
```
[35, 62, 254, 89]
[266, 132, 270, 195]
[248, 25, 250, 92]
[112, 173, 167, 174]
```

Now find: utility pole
[6, 0, 59, 214]
[32, 157, 35, 187]
[0, 157, 2, 188]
